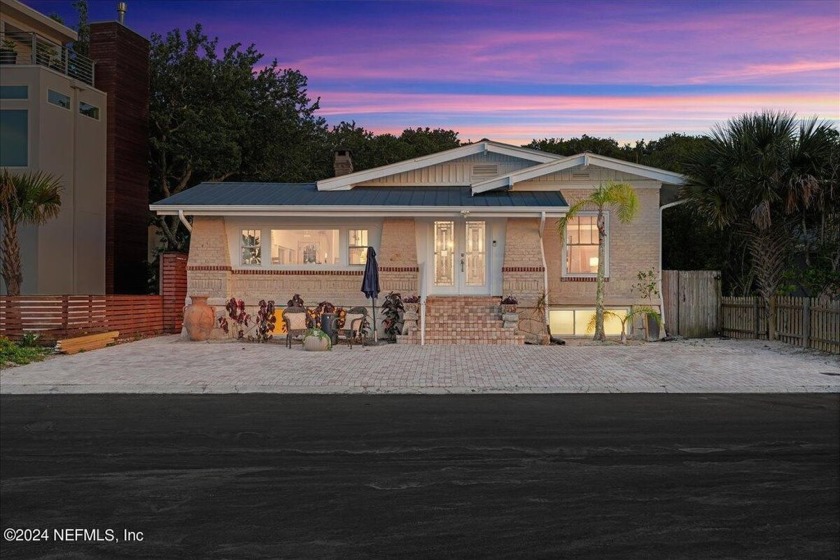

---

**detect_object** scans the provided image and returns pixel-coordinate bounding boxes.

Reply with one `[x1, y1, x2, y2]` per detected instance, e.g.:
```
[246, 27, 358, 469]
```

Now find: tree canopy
[149, 24, 327, 250]
[683, 111, 839, 327]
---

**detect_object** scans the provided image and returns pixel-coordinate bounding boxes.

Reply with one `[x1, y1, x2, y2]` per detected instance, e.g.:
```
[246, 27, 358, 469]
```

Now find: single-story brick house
[150, 140, 685, 344]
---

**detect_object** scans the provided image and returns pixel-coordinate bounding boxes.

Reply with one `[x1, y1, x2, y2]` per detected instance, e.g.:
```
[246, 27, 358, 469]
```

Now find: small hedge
[0, 336, 52, 366]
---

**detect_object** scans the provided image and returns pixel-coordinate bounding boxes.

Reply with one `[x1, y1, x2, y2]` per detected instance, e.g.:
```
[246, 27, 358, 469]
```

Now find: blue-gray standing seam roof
[151, 183, 568, 208]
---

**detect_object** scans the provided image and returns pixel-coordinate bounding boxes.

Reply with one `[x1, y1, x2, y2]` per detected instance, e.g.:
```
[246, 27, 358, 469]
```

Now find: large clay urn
[184, 295, 215, 341]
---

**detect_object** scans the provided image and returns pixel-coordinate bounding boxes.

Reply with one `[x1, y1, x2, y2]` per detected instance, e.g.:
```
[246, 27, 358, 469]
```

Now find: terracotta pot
[184, 295, 215, 341]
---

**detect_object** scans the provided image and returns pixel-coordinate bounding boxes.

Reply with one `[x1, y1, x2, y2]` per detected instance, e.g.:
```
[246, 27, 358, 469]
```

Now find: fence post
[802, 298, 811, 349]
[753, 297, 760, 339]
[61, 295, 69, 336]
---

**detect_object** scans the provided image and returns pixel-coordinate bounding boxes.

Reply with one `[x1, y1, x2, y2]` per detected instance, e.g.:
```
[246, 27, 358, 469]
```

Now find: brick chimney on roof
[334, 149, 353, 177]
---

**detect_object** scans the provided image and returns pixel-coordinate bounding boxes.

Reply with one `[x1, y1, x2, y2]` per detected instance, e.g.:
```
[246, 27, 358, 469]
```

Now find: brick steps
[398, 296, 523, 345]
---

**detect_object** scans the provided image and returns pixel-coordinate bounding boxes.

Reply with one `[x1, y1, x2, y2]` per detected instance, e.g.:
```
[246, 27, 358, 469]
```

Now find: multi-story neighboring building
[0, 0, 107, 294]
[1, 0, 150, 295]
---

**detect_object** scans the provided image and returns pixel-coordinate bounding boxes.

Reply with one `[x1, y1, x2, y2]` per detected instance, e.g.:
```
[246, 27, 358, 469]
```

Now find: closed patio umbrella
[361, 246, 380, 342]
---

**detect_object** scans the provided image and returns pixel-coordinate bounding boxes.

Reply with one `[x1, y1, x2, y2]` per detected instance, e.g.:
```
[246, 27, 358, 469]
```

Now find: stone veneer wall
[377, 218, 419, 296]
[543, 188, 661, 307]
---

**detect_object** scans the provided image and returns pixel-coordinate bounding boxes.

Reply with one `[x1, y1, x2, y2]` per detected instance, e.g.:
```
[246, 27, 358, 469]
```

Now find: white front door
[432, 219, 488, 295]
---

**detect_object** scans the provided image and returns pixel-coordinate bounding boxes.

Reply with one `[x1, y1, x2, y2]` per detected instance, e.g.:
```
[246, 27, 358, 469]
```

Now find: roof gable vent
[472, 164, 498, 177]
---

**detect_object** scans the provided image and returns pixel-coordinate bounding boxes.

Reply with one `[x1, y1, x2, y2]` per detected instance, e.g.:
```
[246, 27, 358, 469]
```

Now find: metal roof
[151, 183, 568, 209]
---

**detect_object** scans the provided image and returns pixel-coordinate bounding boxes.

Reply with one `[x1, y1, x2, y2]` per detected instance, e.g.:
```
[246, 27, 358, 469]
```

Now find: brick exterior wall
[184, 216, 418, 309]
[186, 217, 232, 301]
[502, 218, 545, 308]
[377, 218, 419, 296]
[544, 188, 661, 307]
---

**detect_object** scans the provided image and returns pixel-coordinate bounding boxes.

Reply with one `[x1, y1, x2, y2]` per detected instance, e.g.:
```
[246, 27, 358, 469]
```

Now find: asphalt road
[1, 394, 838, 559]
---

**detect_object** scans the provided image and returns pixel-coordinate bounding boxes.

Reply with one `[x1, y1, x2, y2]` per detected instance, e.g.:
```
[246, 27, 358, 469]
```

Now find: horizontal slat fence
[721, 296, 839, 354]
[0, 295, 169, 342]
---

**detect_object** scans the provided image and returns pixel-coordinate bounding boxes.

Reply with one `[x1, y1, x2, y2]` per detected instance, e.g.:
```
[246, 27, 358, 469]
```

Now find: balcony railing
[0, 31, 95, 86]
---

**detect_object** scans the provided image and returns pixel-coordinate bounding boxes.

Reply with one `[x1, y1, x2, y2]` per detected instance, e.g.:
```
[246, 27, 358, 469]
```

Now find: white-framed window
[549, 308, 628, 337]
[270, 229, 340, 265]
[240, 229, 261, 265]
[79, 101, 99, 120]
[348, 229, 369, 265]
[563, 214, 607, 276]
[48, 89, 71, 109]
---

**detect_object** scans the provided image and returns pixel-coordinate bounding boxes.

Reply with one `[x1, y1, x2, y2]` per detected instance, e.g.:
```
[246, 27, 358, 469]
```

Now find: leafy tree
[72, 0, 89, 57]
[683, 111, 837, 336]
[526, 135, 626, 158]
[149, 24, 327, 250]
[324, 123, 461, 175]
[0, 170, 62, 296]
[557, 182, 639, 341]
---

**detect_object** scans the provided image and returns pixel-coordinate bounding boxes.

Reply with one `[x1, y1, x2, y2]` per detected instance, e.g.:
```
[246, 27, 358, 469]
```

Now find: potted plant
[402, 294, 420, 314]
[634, 269, 661, 340]
[500, 295, 518, 314]
[302, 327, 332, 351]
[380, 291, 404, 342]
[0, 37, 17, 65]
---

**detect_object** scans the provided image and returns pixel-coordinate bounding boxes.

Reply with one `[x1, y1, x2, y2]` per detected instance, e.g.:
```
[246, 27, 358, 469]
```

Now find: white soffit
[315, 140, 560, 191]
[471, 153, 687, 194]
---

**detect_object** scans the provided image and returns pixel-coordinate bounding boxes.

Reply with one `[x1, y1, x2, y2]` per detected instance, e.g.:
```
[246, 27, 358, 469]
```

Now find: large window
[564, 215, 603, 275]
[270, 229, 339, 265]
[549, 308, 627, 337]
[0, 110, 28, 166]
[240, 229, 261, 265]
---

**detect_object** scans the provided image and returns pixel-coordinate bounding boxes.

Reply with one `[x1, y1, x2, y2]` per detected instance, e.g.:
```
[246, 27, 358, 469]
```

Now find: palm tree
[586, 306, 662, 345]
[683, 111, 836, 338]
[1, 169, 62, 296]
[557, 181, 639, 341]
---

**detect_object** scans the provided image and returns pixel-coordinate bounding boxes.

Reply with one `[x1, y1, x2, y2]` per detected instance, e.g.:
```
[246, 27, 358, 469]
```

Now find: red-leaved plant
[218, 298, 250, 339]
[254, 300, 276, 342]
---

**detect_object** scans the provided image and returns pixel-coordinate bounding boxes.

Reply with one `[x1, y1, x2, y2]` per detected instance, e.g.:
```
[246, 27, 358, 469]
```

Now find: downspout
[539, 212, 549, 327]
[659, 200, 688, 336]
[178, 210, 193, 233]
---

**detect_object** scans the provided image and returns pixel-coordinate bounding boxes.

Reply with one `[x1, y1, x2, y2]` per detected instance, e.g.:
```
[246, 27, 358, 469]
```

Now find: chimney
[333, 149, 353, 177]
[117, 2, 127, 24]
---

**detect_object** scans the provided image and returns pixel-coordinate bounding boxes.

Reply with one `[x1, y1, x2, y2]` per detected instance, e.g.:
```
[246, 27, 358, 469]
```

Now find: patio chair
[282, 306, 309, 348]
[331, 306, 368, 348]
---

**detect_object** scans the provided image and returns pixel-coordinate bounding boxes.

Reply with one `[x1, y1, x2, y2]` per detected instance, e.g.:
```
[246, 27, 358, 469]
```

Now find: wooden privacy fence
[662, 270, 721, 337]
[0, 295, 173, 342]
[721, 296, 840, 354]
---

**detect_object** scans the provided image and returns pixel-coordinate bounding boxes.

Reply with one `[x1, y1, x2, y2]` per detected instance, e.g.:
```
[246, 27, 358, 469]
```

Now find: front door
[432, 219, 488, 295]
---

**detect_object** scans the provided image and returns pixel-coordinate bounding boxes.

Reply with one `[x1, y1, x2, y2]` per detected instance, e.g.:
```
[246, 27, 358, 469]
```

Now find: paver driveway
[1, 336, 838, 394]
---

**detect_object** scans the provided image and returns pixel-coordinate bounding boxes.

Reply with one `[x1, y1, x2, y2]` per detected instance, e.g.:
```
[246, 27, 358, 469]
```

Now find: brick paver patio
[1, 336, 838, 394]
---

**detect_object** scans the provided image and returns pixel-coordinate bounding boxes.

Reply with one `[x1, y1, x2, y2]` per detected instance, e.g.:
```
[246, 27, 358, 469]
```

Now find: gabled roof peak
[471, 152, 687, 194]
[316, 140, 560, 191]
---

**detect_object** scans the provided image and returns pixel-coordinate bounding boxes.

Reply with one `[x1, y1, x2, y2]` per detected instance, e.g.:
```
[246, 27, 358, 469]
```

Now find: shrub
[0, 336, 51, 365]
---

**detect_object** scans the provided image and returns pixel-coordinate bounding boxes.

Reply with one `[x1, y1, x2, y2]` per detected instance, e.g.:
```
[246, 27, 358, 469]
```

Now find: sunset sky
[30, 0, 840, 145]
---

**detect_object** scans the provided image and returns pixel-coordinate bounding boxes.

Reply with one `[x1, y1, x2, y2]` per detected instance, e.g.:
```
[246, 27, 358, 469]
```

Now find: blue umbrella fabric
[361, 247, 380, 341]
